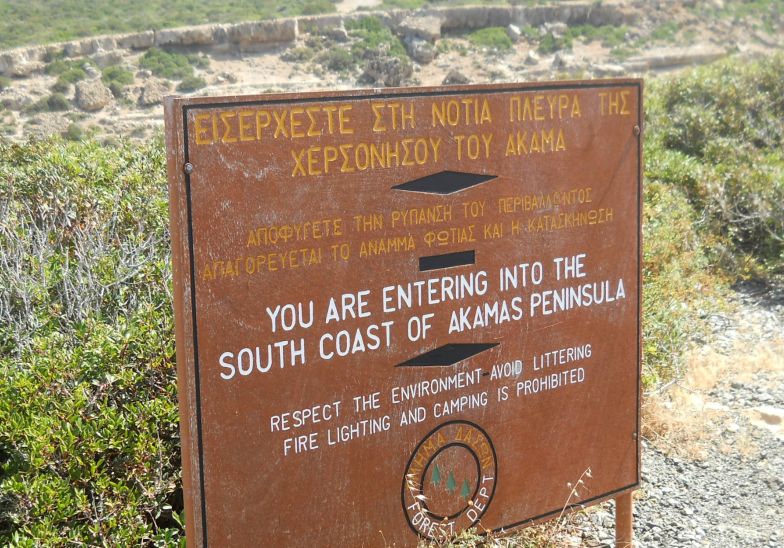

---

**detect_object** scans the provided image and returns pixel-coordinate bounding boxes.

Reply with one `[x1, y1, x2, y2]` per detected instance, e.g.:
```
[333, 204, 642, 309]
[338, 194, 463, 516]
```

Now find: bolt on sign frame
[164, 79, 642, 547]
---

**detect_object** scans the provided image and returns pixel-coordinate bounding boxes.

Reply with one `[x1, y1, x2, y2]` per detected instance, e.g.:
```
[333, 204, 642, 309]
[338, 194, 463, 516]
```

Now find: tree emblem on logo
[402, 420, 497, 541]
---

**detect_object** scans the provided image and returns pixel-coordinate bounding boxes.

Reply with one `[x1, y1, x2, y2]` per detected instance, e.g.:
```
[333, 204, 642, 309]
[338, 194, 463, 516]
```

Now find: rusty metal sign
[164, 80, 642, 546]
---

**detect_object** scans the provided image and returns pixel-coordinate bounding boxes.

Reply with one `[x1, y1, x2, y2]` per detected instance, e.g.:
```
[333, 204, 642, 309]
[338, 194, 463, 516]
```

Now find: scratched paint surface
[164, 81, 642, 547]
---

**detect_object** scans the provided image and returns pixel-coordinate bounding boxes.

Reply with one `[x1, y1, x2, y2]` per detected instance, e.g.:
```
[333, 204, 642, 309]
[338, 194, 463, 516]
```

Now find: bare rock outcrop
[442, 69, 469, 85]
[360, 51, 412, 87]
[396, 15, 442, 42]
[138, 79, 171, 107]
[74, 79, 113, 111]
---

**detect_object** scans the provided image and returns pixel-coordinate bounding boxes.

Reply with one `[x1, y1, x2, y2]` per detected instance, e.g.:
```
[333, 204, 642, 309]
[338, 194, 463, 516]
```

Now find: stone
[404, 37, 435, 65]
[591, 62, 625, 77]
[64, 39, 96, 57]
[91, 50, 125, 69]
[551, 52, 569, 70]
[84, 64, 101, 79]
[360, 52, 413, 87]
[397, 15, 442, 42]
[507, 24, 522, 42]
[297, 15, 344, 34]
[545, 22, 568, 38]
[227, 19, 298, 46]
[75, 79, 113, 111]
[437, 6, 514, 31]
[138, 79, 170, 107]
[325, 24, 349, 43]
[155, 25, 220, 47]
[10, 61, 43, 77]
[0, 88, 33, 110]
[623, 45, 726, 71]
[0, 48, 43, 77]
[116, 31, 155, 49]
[442, 68, 469, 85]
[525, 50, 540, 65]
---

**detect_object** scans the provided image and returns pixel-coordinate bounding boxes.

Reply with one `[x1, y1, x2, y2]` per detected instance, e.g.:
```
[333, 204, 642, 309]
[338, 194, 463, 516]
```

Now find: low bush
[567, 24, 628, 48]
[346, 16, 408, 61]
[318, 47, 355, 73]
[0, 138, 180, 544]
[646, 54, 784, 277]
[139, 48, 194, 81]
[63, 122, 83, 141]
[537, 32, 572, 54]
[26, 93, 71, 113]
[45, 59, 90, 83]
[176, 75, 207, 92]
[467, 27, 513, 50]
[102, 66, 134, 89]
[50, 79, 71, 94]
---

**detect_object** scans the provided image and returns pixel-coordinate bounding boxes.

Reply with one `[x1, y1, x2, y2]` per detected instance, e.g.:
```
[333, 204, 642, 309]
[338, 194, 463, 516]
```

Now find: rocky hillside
[0, 0, 781, 142]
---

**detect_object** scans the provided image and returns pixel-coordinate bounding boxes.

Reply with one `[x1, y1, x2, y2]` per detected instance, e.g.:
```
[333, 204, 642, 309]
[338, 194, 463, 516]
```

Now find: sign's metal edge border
[178, 80, 643, 546]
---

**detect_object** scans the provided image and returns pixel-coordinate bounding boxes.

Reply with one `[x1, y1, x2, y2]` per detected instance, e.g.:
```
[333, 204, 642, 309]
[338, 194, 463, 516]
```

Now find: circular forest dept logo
[402, 421, 497, 540]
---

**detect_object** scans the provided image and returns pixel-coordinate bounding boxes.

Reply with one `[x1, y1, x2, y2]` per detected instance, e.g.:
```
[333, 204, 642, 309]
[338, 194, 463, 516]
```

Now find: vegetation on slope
[0, 55, 782, 544]
[641, 54, 784, 384]
[0, 139, 181, 544]
[0, 0, 338, 49]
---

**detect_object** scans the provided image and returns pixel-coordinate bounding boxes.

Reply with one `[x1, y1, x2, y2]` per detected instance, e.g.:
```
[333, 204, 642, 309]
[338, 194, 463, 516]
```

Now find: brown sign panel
[164, 80, 642, 546]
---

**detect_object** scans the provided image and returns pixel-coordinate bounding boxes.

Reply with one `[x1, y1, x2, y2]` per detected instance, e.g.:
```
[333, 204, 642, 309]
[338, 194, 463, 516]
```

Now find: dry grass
[418, 469, 599, 548]
[642, 339, 784, 459]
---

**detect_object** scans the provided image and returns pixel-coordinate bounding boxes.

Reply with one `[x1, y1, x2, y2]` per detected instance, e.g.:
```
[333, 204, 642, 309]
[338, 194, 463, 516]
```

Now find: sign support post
[615, 492, 634, 547]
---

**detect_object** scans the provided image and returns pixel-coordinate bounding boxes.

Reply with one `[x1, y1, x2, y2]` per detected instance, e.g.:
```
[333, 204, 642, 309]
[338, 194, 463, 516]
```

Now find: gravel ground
[563, 284, 784, 547]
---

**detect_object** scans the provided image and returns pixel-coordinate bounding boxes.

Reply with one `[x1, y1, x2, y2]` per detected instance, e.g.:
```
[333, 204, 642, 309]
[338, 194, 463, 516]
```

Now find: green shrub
[640, 178, 718, 385]
[519, 24, 539, 42]
[318, 47, 355, 73]
[467, 27, 513, 50]
[346, 16, 408, 61]
[646, 54, 784, 276]
[139, 48, 193, 80]
[176, 75, 207, 92]
[102, 66, 134, 87]
[50, 79, 71, 93]
[27, 93, 71, 113]
[281, 45, 316, 62]
[0, 138, 180, 544]
[649, 21, 679, 43]
[45, 59, 90, 83]
[537, 32, 572, 54]
[567, 24, 628, 48]
[186, 53, 210, 70]
[63, 122, 83, 141]
[0, 76, 10, 90]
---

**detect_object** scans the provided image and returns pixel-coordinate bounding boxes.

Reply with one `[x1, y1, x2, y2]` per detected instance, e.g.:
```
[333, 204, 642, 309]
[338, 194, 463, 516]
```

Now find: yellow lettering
[372, 103, 386, 132]
[195, 113, 212, 145]
[238, 110, 254, 142]
[221, 112, 237, 143]
[289, 107, 305, 138]
[306, 106, 321, 137]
